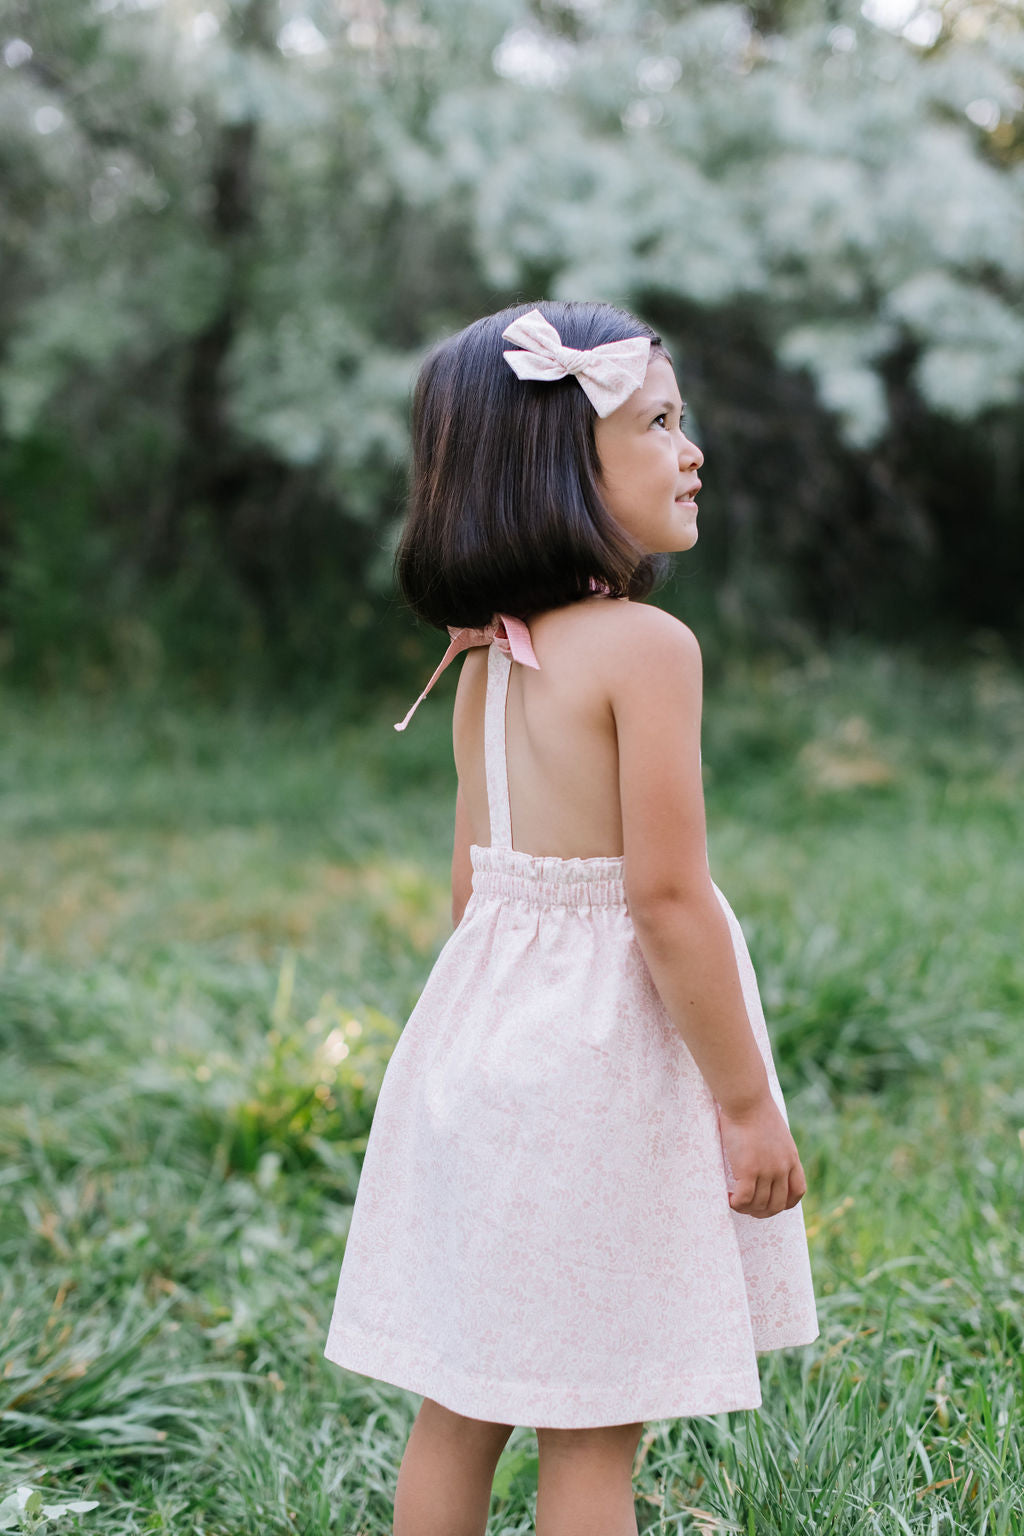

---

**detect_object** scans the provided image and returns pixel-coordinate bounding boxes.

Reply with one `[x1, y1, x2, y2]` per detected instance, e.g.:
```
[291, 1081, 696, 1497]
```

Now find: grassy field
[1, 639, 1022, 1534]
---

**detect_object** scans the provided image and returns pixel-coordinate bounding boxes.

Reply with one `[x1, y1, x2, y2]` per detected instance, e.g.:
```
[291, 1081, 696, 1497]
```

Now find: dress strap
[484, 642, 516, 849]
[392, 613, 539, 732]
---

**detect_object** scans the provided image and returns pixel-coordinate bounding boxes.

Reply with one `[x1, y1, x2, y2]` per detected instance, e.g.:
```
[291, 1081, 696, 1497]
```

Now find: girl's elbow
[627, 876, 718, 933]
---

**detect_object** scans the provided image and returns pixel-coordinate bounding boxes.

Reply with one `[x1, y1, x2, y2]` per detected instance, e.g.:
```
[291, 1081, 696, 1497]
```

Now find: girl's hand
[717, 1097, 807, 1219]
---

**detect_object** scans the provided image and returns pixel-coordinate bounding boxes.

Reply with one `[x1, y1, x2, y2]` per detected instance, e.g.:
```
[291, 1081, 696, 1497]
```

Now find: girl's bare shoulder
[564, 597, 702, 681]
[519, 599, 702, 736]
[453, 597, 700, 709]
[529, 594, 697, 641]
[599, 595, 698, 642]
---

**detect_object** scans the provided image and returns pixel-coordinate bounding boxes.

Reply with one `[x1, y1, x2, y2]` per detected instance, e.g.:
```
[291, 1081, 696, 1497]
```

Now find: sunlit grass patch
[0, 827, 450, 969]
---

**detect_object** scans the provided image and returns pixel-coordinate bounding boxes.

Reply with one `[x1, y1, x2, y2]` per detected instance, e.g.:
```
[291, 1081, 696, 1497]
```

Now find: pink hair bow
[501, 309, 651, 418]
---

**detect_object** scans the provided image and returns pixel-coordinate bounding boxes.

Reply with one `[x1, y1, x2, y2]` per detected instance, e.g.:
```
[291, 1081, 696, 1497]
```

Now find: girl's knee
[537, 1421, 644, 1461]
[418, 1397, 514, 1452]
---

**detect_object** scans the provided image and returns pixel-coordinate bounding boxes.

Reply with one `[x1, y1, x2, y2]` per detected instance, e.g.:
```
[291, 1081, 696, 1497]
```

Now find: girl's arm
[607, 603, 805, 1219]
[451, 778, 474, 928]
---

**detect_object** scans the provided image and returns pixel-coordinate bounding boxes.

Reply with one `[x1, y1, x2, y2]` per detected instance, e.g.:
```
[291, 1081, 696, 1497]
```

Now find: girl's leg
[392, 1396, 514, 1536]
[535, 1421, 644, 1536]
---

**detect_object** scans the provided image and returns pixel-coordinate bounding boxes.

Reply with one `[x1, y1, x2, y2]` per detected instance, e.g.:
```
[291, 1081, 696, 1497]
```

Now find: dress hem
[323, 1326, 785, 1428]
[755, 1324, 820, 1354]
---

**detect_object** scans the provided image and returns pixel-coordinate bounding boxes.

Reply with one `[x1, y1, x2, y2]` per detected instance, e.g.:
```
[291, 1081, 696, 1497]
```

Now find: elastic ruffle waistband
[469, 844, 628, 910]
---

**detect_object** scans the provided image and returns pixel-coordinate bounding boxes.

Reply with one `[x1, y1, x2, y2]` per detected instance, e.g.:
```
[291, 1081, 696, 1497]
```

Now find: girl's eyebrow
[637, 399, 684, 416]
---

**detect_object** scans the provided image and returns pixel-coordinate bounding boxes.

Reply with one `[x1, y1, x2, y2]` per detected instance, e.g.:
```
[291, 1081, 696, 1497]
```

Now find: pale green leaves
[0, 1488, 99, 1533]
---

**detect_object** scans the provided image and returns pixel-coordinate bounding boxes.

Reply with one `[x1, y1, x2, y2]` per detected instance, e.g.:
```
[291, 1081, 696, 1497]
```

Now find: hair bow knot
[501, 309, 651, 418]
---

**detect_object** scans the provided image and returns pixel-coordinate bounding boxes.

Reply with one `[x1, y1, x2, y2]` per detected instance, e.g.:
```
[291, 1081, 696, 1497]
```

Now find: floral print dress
[323, 613, 818, 1428]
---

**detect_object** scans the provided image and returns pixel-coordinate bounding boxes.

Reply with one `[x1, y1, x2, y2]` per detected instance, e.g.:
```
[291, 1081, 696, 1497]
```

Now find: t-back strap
[393, 613, 540, 732]
[484, 641, 515, 849]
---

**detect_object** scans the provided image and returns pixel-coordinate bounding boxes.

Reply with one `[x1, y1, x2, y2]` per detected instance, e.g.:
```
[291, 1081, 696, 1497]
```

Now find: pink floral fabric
[324, 632, 818, 1428]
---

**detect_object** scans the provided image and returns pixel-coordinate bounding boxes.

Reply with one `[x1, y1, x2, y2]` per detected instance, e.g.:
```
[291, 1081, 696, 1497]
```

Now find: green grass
[1, 639, 1022, 1533]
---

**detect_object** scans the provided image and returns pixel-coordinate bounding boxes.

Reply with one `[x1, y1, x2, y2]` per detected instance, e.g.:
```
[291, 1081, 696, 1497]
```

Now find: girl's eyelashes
[651, 408, 687, 430]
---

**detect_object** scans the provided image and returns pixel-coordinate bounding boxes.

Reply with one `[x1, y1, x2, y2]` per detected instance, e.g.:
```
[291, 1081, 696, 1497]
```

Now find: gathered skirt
[323, 842, 818, 1428]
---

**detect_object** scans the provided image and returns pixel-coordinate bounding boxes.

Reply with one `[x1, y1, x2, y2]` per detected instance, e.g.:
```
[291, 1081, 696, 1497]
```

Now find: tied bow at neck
[502, 309, 651, 419]
[393, 614, 539, 732]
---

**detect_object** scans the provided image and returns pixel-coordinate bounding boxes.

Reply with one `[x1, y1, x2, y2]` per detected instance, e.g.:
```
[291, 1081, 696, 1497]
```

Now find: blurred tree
[0, 0, 1021, 692]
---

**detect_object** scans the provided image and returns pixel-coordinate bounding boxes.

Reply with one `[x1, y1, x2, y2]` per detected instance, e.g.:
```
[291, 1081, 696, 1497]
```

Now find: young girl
[324, 301, 818, 1536]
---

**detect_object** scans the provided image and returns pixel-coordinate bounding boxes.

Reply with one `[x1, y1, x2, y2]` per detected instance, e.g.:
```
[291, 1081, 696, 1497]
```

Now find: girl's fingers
[749, 1176, 785, 1218]
[747, 1175, 772, 1215]
[734, 1171, 802, 1218]
[729, 1163, 808, 1217]
[766, 1175, 790, 1217]
[728, 1177, 757, 1213]
[787, 1164, 807, 1208]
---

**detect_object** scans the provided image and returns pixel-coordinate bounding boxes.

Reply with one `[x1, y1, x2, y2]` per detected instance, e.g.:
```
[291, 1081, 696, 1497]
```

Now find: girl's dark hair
[393, 299, 672, 631]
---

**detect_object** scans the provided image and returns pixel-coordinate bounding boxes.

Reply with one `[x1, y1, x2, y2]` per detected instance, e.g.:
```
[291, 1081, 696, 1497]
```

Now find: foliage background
[1, 0, 1023, 699]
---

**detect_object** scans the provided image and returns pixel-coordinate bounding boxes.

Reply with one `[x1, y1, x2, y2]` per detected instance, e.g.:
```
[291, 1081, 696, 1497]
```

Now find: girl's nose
[679, 434, 704, 469]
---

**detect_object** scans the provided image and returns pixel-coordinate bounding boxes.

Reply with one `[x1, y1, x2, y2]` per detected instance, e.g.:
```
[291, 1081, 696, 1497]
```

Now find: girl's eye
[652, 413, 668, 429]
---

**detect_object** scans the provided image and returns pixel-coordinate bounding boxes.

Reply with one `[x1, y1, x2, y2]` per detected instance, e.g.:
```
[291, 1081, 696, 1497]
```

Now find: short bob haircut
[393, 299, 672, 632]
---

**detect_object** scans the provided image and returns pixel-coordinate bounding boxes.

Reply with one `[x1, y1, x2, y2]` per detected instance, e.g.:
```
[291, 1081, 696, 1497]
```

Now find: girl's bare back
[454, 593, 633, 860]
